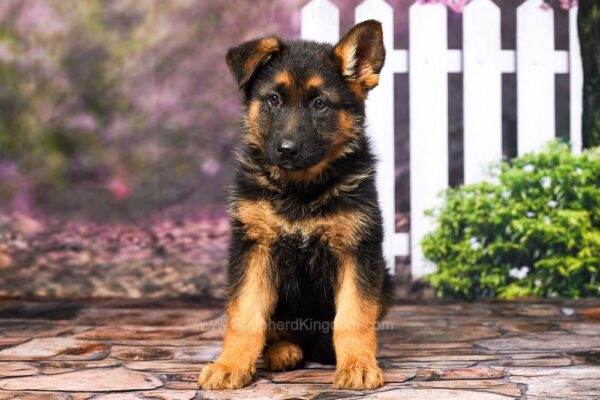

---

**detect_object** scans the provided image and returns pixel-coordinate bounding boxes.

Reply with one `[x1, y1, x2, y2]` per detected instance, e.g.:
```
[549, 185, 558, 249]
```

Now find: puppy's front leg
[333, 253, 384, 390]
[198, 243, 276, 389]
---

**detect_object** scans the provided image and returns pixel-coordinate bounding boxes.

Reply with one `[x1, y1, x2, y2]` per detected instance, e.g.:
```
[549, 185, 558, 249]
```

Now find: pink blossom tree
[418, 0, 577, 13]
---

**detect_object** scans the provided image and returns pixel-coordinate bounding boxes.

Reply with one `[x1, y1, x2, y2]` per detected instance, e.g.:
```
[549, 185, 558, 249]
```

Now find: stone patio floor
[1, 298, 600, 399]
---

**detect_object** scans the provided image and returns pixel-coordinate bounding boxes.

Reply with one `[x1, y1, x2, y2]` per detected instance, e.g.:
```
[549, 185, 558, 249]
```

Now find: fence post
[517, 0, 555, 155]
[463, 0, 502, 183]
[409, 2, 448, 279]
[355, 0, 396, 274]
[301, 0, 339, 44]
[569, 6, 583, 154]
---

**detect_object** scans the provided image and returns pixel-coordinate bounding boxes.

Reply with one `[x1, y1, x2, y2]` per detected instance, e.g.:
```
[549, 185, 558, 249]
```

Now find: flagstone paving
[0, 298, 599, 399]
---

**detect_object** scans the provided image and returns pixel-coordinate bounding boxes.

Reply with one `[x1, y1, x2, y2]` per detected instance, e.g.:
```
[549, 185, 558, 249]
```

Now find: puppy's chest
[234, 198, 366, 252]
[271, 233, 337, 319]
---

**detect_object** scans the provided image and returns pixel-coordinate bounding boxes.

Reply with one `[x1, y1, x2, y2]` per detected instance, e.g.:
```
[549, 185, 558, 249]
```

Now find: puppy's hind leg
[264, 340, 304, 371]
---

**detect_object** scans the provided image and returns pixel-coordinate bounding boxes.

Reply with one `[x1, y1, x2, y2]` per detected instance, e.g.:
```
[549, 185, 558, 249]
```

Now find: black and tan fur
[198, 20, 393, 391]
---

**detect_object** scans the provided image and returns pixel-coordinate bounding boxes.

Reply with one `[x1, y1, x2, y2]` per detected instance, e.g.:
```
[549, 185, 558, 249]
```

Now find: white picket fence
[301, 0, 583, 278]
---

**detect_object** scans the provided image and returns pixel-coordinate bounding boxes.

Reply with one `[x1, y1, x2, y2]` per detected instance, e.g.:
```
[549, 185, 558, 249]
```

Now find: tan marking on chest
[235, 199, 368, 250]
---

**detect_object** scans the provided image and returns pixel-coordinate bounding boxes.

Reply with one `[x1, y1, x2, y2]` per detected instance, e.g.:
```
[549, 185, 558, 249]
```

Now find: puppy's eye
[313, 98, 327, 110]
[267, 94, 280, 107]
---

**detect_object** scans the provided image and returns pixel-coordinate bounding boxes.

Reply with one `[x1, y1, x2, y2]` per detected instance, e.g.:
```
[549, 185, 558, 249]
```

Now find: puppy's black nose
[277, 140, 298, 158]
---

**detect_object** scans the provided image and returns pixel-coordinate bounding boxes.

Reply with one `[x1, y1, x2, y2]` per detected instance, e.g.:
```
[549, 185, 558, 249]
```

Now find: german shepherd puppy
[198, 20, 393, 391]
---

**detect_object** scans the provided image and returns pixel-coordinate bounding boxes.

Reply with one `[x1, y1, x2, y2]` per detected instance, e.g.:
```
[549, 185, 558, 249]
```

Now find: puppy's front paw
[198, 362, 254, 390]
[264, 340, 303, 371]
[334, 358, 384, 390]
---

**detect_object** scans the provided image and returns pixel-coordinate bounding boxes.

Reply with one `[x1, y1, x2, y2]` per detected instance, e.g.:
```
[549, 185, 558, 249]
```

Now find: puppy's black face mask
[226, 20, 385, 174]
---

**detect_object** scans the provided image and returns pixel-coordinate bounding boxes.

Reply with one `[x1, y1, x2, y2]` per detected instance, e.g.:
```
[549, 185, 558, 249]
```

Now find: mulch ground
[0, 213, 230, 299]
[0, 212, 419, 300]
[0, 298, 600, 399]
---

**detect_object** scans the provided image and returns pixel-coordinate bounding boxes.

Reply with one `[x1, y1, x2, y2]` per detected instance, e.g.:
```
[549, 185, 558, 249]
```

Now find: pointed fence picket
[300, 0, 583, 278]
[300, 0, 339, 44]
[408, 2, 448, 277]
[463, 0, 501, 184]
[517, 0, 556, 155]
[569, 6, 583, 154]
[355, 0, 398, 283]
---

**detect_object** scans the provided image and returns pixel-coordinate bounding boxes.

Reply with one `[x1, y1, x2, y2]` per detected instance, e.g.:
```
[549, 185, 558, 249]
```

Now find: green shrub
[422, 142, 600, 299]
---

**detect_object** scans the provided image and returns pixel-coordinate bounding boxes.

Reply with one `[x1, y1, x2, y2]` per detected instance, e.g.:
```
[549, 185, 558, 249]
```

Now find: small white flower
[469, 237, 481, 250]
[543, 216, 551, 225]
[549, 292, 558, 298]
[526, 211, 536, 218]
[489, 166, 502, 177]
[509, 266, 530, 280]
[547, 200, 558, 208]
[501, 191, 511, 199]
[575, 167, 583, 174]
[464, 192, 474, 199]
[540, 176, 552, 189]
[523, 164, 535, 173]
[562, 308, 575, 317]
[534, 279, 542, 287]
[487, 193, 495, 199]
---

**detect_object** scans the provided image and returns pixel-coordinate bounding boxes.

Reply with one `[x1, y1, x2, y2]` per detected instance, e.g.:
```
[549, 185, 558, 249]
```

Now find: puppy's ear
[333, 20, 385, 96]
[226, 37, 282, 89]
